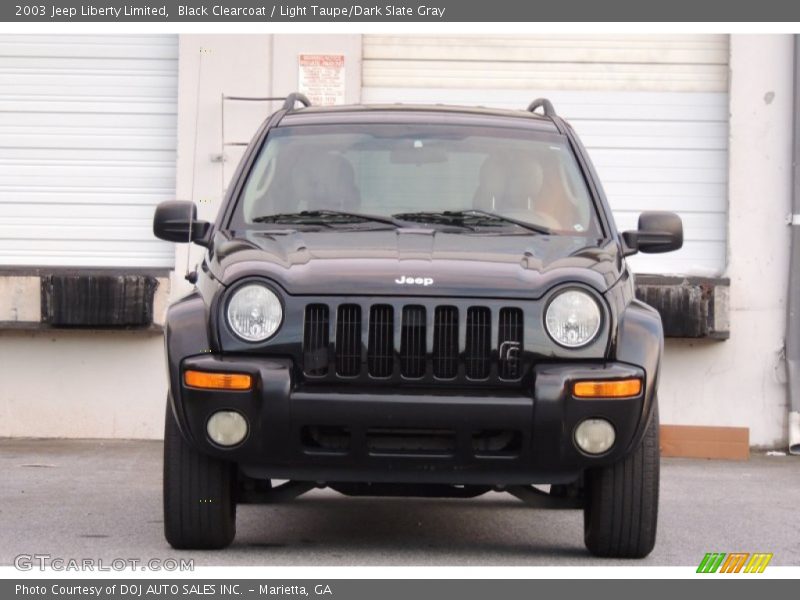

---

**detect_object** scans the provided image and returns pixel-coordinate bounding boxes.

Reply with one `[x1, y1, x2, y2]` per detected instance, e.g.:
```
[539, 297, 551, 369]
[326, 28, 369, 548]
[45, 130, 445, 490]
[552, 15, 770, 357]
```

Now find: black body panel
[206, 230, 623, 298]
[161, 100, 667, 486]
[176, 353, 646, 485]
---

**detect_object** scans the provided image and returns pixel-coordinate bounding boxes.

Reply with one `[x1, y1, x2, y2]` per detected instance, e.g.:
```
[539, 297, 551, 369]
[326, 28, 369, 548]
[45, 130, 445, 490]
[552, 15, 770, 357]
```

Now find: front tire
[163, 402, 236, 549]
[583, 403, 660, 558]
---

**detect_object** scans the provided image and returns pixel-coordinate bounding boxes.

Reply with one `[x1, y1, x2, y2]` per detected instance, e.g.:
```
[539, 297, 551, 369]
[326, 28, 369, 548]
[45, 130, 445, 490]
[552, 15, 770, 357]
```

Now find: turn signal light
[184, 370, 252, 391]
[573, 378, 642, 398]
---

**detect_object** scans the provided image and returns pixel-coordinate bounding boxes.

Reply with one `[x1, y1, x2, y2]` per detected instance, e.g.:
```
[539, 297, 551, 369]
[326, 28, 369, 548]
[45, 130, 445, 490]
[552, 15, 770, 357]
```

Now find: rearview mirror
[622, 211, 683, 255]
[153, 201, 211, 246]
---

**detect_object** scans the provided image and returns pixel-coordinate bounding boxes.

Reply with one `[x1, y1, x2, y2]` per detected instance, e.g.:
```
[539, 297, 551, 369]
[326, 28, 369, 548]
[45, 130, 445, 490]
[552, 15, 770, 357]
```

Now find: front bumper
[172, 355, 648, 486]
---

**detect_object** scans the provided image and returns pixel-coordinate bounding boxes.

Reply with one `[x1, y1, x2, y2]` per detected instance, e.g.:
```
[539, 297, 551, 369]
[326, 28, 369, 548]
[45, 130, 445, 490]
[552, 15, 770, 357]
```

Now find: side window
[551, 148, 594, 232]
[242, 140, 280, 221]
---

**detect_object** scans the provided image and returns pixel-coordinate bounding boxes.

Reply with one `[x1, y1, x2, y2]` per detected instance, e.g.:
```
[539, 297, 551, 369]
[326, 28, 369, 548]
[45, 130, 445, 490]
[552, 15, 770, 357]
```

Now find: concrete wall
[0, 330, 167, 438]
[0, 35, 275, 439]
[658, 35, 793, 446]
[0, 34, 794, 446]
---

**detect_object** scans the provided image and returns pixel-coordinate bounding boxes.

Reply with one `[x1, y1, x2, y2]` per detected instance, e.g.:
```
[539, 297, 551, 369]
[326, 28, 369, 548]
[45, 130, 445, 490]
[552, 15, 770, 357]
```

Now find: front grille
[303, 304, 329, 376]
[303, 301, 526, 384]
[335, 304, 361, 376]
[400, 305, 426, 378]
[432, 306, 459, 378]
[498, 307, 523, 379]
[367, 305, 394, 378]
[366, 427, 455, 455]
[465, 306, 491, 379]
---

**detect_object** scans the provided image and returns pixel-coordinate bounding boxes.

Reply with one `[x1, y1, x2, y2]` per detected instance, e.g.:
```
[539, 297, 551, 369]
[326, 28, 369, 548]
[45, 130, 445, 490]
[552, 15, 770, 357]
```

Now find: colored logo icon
[697, 552, 773, 573]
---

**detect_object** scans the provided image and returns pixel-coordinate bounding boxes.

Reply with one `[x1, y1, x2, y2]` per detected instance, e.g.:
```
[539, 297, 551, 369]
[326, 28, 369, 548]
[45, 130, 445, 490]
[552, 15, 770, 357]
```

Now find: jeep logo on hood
[396, 275, 434, 286]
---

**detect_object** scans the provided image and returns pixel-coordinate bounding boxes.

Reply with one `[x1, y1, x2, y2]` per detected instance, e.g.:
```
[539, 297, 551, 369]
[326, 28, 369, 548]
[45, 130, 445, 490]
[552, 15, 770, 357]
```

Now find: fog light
[206, 411, 248, 447]
[574, 418, 615, 455]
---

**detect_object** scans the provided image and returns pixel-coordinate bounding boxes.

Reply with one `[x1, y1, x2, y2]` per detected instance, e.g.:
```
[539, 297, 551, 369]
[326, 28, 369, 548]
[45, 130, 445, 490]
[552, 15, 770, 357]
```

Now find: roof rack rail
[219, 93, 312, 113]
[282, 92, 312, 112]
[527, 98, 556, 117]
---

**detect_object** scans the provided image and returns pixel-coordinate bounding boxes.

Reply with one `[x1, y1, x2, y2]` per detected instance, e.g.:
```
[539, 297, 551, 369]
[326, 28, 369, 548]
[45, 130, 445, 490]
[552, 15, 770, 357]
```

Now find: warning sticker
[298, 54, 346, 106]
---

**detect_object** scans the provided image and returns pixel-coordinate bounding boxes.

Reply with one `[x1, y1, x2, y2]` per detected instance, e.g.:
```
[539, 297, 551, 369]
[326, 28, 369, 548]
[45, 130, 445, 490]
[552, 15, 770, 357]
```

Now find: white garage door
[0, 34, 178, 268]
[362, 35, 729, 276]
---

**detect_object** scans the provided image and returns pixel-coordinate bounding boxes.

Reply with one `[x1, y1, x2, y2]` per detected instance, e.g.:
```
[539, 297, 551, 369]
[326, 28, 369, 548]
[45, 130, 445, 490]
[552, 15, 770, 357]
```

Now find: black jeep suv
[154, 94, 682, 557]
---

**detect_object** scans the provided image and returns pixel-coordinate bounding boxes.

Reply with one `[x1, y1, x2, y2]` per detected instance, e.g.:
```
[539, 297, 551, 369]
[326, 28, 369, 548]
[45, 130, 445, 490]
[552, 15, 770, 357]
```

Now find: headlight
[226, 283, 282, 341]
[545, 289, 601, 348]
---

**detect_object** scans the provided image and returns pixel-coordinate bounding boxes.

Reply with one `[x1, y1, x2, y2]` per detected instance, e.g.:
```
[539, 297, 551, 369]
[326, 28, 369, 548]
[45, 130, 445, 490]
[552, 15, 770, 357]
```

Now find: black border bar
[3, 0, 800, 22]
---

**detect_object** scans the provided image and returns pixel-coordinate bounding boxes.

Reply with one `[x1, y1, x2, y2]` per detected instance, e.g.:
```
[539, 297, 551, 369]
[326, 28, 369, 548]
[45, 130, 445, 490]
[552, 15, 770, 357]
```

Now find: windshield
[233, 123, 602, 236]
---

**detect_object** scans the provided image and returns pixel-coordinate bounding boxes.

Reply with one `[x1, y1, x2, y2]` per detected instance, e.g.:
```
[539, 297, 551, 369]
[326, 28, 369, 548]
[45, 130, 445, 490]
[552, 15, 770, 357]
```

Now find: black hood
[207, 228, 623, 299]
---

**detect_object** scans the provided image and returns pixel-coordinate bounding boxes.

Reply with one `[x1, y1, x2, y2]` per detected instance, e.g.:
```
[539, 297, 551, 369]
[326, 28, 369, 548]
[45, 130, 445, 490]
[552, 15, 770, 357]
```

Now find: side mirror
[622, 211, 683, 255]
[153, 201, 211, 246]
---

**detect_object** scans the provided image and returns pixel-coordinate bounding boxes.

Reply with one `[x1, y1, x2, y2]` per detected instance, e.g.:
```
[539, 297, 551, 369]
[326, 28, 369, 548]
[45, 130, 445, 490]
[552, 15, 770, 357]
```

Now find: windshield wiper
[392, 210, 551, 234]
[253, 210, 407, 228]
[390, 211, 477, 230]
[454, 210, 552, 234]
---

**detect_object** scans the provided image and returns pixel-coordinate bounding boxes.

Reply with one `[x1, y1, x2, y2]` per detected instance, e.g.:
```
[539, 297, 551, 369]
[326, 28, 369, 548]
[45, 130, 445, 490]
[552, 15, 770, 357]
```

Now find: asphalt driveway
[0, 438, 798, 566]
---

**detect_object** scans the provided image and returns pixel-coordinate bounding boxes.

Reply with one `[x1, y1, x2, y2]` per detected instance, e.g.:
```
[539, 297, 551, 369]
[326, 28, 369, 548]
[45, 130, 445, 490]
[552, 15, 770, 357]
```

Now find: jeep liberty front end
[154, 95, 682, 557]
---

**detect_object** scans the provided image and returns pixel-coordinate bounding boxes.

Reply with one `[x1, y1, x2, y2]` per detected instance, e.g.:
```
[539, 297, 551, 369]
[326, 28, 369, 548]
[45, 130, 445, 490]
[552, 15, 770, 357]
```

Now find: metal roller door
[362, 35, 729, 276]
[0, 34, 178, 268]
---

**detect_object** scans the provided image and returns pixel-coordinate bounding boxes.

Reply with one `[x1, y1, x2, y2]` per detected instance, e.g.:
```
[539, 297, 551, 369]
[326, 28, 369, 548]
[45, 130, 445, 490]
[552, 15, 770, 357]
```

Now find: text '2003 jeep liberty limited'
[153, 94, 683, 558]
